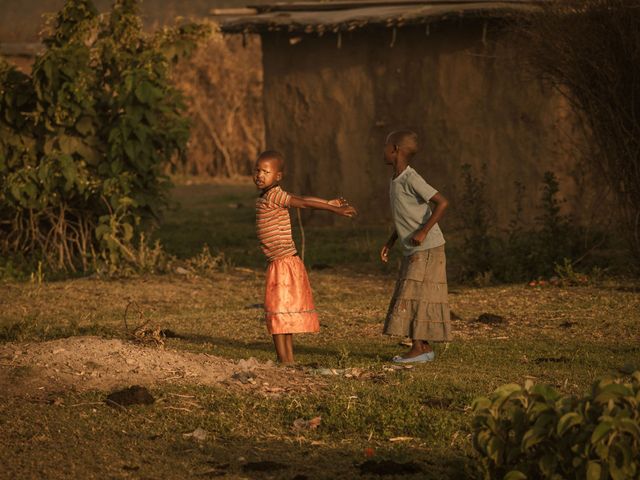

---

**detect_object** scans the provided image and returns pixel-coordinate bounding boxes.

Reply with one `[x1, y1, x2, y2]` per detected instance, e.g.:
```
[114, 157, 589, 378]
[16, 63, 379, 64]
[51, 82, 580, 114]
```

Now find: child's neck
[393, 159, 410, 178]
[260, 183, 279, 196]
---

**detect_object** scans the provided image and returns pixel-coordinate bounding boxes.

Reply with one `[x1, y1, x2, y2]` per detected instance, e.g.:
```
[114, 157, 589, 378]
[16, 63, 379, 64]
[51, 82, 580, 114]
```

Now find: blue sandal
[392, 351, 435, 363]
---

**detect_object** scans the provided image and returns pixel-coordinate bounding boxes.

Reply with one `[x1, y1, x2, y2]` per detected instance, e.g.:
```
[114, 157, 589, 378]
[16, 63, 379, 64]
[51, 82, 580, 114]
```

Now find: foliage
[515, 0, 640, 261]
[457, 163, 495, 282]
[553, 258, 592, 286]
[498, 181, 532, 282]
[457, 165, 595, 283]
[535, 172, 572, 267]
[472, 372, 640, 480]
[185, 244, 231, 275]
[0, 0, 205, 274]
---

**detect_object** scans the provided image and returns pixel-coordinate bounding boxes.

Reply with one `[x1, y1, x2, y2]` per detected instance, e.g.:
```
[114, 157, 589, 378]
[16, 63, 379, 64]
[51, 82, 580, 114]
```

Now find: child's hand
[328, 197, 349, 207]
[410, 229, 427, 246]
[338, 205, 357, 218]
[380, 244, 391, 263]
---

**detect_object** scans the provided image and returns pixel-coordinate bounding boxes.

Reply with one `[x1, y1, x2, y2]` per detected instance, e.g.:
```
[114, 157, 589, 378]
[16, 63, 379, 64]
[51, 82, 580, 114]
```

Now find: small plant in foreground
[186, 244, 231, 275]
[472, 372, 640, 480]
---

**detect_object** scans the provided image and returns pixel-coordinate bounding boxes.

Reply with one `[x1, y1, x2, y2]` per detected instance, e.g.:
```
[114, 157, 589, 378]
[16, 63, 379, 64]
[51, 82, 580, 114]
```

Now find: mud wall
[261, 20, 602, 228]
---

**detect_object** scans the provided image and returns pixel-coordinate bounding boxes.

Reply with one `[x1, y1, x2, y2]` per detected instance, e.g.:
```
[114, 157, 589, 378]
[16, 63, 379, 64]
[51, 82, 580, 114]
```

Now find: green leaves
[557, 412, 582, 436]
[472, 373, 640, 479]
[522, 425, 547, 451]
[504, 471, 527, 480]
[75, 116, 94, 136]
[58, 154, 78, 191]
[594, 383, 633, 404]
[0, 0, 191, 273]
[591, 420, 613, 444]
[134, 81, 162, 104]
[586, 461, 601, 480]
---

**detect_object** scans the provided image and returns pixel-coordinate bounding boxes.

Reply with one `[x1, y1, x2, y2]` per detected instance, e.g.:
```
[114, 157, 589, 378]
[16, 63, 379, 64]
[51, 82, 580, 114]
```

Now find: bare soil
[0, 336, 320, 400]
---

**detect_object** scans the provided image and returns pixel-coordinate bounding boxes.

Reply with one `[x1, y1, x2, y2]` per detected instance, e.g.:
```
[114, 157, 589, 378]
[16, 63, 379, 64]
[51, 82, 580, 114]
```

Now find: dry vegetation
[170, 30, 265, 178]
[515, 0, 640, 258]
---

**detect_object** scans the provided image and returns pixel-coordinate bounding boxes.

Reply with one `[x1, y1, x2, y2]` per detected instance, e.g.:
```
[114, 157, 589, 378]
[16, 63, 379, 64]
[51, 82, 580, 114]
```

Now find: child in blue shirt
[380, 130, 452, 363]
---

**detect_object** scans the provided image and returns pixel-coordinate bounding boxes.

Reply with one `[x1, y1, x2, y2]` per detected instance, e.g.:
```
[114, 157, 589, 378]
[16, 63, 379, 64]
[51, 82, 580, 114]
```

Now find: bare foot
[277, 359, 295, 367]
[400, 340, 432, 359]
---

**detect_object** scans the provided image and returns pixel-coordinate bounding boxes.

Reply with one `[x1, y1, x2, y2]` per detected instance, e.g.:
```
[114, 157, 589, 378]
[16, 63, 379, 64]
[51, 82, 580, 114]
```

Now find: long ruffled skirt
[264, 255, 319, 335]
[383, 245, 452, 342]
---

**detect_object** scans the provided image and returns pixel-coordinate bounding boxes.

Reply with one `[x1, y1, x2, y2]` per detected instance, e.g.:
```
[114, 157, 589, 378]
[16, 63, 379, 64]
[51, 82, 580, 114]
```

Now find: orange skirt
[264, 255, 319, 335]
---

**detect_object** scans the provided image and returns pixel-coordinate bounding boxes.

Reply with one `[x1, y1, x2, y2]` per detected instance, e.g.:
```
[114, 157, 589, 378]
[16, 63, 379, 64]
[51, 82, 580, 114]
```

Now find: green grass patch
[153, 182, 396, 273]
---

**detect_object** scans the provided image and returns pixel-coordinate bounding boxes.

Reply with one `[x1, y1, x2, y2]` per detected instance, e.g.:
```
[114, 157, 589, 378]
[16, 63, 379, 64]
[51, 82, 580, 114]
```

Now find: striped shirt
[256, 185, 297, 261]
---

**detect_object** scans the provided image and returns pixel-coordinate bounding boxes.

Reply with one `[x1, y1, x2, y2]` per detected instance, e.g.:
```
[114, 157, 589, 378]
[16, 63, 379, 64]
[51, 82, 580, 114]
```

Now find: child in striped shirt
[254, 150, 357, 364]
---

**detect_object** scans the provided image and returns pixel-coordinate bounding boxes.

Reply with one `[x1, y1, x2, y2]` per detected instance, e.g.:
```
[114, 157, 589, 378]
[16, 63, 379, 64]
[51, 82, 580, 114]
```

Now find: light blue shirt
[390, 166, 445, 256]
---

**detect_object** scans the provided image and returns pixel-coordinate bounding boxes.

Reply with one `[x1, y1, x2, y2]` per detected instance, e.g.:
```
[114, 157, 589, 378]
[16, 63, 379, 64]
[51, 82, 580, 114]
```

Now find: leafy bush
[0, 0, 205, 275]
[472, 373, 640, 480]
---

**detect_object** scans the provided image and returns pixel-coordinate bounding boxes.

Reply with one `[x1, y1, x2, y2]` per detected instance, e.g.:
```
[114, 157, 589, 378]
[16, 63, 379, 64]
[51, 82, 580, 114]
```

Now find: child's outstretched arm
[289, 195, 357, 218]
[410, 192, 449, 246]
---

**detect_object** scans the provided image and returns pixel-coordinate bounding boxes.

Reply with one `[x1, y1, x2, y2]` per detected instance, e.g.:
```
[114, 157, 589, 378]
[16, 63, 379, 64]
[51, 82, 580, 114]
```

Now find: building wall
[261, 20, 601, 228]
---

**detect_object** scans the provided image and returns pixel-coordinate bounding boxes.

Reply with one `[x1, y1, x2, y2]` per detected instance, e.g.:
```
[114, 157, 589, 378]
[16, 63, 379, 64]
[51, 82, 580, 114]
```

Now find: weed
[554, 258, 590, 286]
[29, 261, 45, 286]
[186, 244, 232, 275]
[337, 346, 351, 369]
[96, 232, 172, 277]
[458, 164, 494, 280]
[534, 171, 573, 270]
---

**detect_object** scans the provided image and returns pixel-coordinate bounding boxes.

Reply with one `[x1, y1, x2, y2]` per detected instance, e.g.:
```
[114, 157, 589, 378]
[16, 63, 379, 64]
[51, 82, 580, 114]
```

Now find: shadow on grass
[174, 334, 385, 362]
[0, 320, 119, 342]
[187, 436, 475, 480]
[0, 385, 477, 479]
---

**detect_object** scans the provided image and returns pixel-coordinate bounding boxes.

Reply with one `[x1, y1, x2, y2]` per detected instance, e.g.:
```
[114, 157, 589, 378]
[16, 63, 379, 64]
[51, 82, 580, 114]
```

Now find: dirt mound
[0, 336, 319, 399]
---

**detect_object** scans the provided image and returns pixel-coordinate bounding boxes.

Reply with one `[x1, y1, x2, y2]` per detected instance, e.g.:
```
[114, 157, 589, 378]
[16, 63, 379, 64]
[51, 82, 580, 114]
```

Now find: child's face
[383, 142, 397, 164]
[253, 158, 282, 190]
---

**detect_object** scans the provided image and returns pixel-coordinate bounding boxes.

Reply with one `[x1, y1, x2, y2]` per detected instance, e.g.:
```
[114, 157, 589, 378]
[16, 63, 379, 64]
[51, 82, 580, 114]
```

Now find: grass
[1, 182, 639, 479]
[154, 180, 396, 273]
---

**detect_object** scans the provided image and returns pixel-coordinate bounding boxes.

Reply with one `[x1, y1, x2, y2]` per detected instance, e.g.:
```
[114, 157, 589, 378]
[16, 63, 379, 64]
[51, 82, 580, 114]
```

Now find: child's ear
[276, 171, 283, 181]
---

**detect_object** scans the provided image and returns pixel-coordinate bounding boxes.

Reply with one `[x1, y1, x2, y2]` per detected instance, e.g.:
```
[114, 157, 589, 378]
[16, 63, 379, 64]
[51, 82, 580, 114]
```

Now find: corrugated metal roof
[214, 0, 541, 33]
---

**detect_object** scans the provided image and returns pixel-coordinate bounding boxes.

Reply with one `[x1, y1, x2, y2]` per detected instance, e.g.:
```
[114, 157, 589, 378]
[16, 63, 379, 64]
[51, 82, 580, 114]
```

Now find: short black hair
[386, 130, 419, 158]
[257, 150, 285, 172]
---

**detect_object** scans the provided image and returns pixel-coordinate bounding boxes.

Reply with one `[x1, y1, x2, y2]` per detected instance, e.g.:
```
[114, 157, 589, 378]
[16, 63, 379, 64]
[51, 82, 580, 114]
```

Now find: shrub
[0, 0, 206, 275]
[472, 372, 640, 479]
